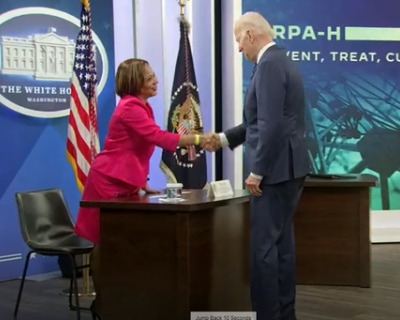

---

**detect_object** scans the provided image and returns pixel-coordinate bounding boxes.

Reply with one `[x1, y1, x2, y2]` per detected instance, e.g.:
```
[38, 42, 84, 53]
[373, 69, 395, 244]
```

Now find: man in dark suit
[207, 12, 310, 320]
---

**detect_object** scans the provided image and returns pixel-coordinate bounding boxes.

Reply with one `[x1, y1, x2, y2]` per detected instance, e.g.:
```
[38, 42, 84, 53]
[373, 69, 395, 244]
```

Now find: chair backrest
[15, 188, 76, 248]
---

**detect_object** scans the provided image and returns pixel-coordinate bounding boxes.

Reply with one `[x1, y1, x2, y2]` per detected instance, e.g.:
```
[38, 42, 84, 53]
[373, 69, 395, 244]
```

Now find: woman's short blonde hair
[115, 58, 149, 97]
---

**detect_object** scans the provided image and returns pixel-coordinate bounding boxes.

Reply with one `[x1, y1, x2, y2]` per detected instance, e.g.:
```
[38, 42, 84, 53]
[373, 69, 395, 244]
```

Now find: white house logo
[0, 7, 109, 118]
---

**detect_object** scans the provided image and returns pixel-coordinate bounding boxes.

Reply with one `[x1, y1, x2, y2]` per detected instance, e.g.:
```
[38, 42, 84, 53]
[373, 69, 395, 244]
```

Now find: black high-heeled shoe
[90, 300, 101, 320]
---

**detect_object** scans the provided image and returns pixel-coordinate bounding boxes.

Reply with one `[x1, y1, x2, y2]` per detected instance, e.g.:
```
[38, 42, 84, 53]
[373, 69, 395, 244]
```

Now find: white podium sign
[207, 179, 234, 198]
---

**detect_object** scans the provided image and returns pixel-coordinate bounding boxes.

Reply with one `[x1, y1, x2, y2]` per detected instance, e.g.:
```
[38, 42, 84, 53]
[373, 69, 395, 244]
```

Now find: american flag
[66, 0, 100, 192]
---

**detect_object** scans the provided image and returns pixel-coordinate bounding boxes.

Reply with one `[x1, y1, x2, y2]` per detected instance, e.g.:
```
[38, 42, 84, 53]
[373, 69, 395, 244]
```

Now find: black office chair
[14, 188, 93, 320]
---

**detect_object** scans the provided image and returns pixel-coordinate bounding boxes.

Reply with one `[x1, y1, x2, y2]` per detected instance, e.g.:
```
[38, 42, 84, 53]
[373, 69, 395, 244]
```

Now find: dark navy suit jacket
[225, 45, 310, 185]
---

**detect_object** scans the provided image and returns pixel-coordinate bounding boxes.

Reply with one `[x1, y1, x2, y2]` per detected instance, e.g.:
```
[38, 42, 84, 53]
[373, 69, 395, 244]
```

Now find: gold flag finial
[178, 0, 188, 17]
[81, 0, 89, 8]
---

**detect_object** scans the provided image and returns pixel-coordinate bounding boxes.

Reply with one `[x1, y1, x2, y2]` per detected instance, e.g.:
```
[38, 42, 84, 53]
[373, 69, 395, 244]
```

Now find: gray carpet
[1, 245, 400, 320]
[0, 276, 94, 320]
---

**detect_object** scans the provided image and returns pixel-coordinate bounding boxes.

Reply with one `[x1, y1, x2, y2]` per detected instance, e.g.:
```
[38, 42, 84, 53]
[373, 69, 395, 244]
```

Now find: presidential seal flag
[66, 0, 100, 192]
[160, 17, 207, 189]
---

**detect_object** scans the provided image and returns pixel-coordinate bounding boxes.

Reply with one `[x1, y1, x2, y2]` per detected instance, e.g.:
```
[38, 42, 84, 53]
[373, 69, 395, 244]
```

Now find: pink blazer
[91, 95, 180, 188]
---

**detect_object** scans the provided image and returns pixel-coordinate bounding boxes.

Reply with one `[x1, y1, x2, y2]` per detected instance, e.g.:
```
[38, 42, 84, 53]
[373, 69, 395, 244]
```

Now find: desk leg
[359, 188, 371, 288]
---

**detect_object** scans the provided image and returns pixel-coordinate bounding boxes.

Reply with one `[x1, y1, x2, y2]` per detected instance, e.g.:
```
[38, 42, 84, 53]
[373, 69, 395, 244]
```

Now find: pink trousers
[74, 168, 140, 243]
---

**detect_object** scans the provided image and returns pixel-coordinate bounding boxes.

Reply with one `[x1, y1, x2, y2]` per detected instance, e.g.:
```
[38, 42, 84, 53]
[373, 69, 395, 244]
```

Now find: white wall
[221, 0, 243, 190]
[113, 0, 135, 104]
[114, 0, 215, 190]
[192, 0, 216, 182]
[371, 211, 400, 243]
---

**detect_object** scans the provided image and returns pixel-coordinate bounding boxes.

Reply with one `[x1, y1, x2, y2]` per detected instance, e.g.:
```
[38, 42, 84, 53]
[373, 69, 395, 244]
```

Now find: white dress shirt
[219, 42, 276, 180]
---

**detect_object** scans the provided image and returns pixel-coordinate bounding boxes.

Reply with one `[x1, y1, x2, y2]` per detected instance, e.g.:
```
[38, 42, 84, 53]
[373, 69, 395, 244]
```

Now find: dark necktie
[245, 63, 258, 125]
[251, 63, 258, 78]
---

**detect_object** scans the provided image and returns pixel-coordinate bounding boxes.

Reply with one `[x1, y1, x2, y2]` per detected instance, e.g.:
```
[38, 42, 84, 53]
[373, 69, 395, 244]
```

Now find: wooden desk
[82, 190, 252, 320]
[296, 174, 378, 288]
[80, 174, 378, 319]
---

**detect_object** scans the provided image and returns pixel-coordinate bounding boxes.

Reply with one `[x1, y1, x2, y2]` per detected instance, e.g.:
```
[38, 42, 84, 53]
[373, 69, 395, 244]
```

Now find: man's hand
[143, 183, 160, 194]
[200, 132, 221, 152]
[245, 175, 262, 196]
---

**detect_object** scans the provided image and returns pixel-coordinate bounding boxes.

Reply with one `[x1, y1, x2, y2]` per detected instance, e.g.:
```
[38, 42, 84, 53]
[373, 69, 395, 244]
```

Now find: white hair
[236, 12, 275, 38]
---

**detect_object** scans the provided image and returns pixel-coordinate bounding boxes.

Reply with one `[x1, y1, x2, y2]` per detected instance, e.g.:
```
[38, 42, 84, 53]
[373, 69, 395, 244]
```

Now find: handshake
[199, 132, 222, 152]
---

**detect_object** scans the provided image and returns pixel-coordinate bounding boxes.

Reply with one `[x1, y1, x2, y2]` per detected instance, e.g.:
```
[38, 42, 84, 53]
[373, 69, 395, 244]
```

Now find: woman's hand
[143, 183, 160, 194]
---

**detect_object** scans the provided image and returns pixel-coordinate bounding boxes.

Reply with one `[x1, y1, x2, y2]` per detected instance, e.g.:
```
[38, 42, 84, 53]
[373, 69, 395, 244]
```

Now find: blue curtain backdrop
[242, 0, 400, 211]
[0, 0, 115, 281]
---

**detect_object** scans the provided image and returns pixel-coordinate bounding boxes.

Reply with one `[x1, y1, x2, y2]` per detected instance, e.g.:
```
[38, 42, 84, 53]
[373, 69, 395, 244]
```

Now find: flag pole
[76, 0, 95, 299]
[77, 0, 95, 300]
[63, 0, 96, 300]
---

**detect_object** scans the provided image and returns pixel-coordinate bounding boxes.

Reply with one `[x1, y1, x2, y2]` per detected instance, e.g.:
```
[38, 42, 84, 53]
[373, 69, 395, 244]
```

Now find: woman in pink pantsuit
[74, 58, 207, 319]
